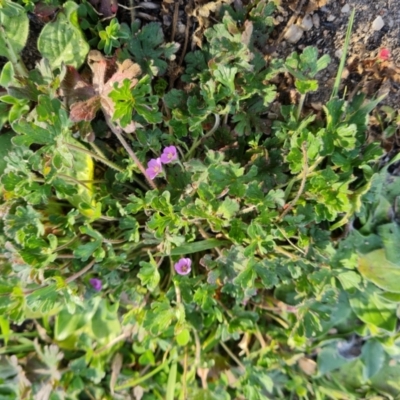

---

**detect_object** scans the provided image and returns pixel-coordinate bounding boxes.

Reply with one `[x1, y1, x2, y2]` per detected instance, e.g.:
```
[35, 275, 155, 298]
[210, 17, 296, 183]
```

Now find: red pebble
[378, 48, 391, 61]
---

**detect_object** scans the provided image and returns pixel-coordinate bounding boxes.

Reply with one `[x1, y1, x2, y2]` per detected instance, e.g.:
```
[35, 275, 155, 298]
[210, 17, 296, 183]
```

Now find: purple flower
[89, 278, 102, 291]
[160, 146, 178, 164]
[174, 258, 192, 275]
[146, 158, 163, 180]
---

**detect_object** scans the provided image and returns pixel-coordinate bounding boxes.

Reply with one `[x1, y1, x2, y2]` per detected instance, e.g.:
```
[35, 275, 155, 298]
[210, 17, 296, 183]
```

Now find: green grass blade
[166, 361, 177, 400]
[170, 239, 230, 256]
[330, 8, 356, 99]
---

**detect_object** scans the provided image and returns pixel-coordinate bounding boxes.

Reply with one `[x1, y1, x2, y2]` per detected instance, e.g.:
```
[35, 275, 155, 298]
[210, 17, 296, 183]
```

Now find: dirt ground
[271, 0, 400, 109]
[3, 0, 400, 123]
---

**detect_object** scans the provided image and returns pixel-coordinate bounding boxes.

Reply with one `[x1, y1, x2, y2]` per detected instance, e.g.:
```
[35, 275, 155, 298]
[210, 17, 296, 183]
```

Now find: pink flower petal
[174, 258, 192, 275]
[160, 146, 178, 164]
[146, 158, 162, 179]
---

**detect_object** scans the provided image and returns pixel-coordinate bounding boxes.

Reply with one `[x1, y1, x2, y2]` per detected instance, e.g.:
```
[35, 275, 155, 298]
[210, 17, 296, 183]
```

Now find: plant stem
[105, 118, 157, 190]
[115, 360, 169, 390]
[0, 25, 29, 78]
[96, 135, 149, 194]
[58, 173, 91, 191]
[297, 93, 306, 120]
[278, 142, 308, 221]
[182, 349, 188, 400]
[64, 142, 124, 173]
[65, 259, 96, 284]
[220, 341, 246, 372]
[185, 114, 220, 161]
[94, 328, 132, 355]
[193, 329, 201, 366]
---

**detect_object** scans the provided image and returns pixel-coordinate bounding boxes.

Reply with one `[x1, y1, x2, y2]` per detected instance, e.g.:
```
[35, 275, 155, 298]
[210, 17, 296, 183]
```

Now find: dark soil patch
[269, 0, 400, 109]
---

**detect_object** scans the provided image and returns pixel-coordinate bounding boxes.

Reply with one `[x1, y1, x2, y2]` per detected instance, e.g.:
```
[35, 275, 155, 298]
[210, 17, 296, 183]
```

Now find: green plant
[97, 18, 129, 55]
[1, 1, 400, 399]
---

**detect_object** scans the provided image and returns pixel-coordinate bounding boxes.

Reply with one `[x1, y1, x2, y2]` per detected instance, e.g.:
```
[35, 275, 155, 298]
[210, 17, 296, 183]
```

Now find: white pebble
[177, 22, 186, 35]
[335, 49, 343, 59]
[301, 14, 313, 31]
[312, 14, 320, 29]
[341, 4, 350, 13]
[327, 14, 336, 22]
[284, 25, 304, 44]
[372, 16, 384, 31]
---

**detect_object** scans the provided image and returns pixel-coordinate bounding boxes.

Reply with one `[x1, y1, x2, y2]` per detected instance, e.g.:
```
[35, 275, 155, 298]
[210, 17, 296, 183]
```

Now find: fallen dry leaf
[241, 20, 253, 46]
[63, 51, 141, 133]
[305, 0, 329, 13]
[110, 353, 123, 395]
[191, 0, 234, 48]
[298, 357, 317, 375]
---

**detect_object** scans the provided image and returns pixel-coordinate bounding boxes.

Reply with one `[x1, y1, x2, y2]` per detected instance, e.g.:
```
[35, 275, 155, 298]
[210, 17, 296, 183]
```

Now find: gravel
[270, 0, 400, 109]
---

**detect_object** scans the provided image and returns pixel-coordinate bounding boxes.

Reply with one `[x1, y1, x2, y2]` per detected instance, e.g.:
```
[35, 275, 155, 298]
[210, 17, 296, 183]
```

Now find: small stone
[163, 15, 171, 27]
[327, 14, 336, 22]
[277, 5, 288, 17]
[177, 22, 186, 35]
[341, 4, 350, 13]
[341, 68, 350, 79]
[312, 14, 320, 29]
[335, 49, 343, 59]
[310, 102, 323, 110]
[300, 14, 313, 31]
[284, 25, 304, 44]
[372, 16, 384, 31]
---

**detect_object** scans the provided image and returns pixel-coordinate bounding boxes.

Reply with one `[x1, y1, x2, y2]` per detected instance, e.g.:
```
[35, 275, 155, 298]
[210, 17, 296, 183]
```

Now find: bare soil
[271, 0, 400, 109]
[4, 0, 400, 132]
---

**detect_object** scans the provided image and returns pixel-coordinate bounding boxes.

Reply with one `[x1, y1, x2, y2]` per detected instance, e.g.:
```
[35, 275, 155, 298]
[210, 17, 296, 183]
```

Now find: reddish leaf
[34, 2, 59, 22]
[70, 96, 101, 122]
[61, 66, 95, 104]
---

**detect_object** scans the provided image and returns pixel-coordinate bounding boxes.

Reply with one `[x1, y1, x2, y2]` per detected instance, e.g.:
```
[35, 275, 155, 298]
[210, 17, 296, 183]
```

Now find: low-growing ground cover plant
[1, 0, 400, 399]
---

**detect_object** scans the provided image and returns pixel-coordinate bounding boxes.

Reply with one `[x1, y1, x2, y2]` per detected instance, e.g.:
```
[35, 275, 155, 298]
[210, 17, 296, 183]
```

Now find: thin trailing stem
[279, 155, 324, 192]
[276, 226, 306, 255]
[220, 341, 246, 372]
[185, 114, 220, 161]
[178, 0, 194, 66]
[57, 254, 76, 259]
[106, 118, 157, 190]
[58, 173, 92, 191]
[274, 246, 297, 259]
[193, 329, 201, 367]
[278, 142, 308, 220]
[94, 327, 132, 355]
[65, 259, 97, 284]
[17, 259, 97, 296]
[129, 0, 135, 25]
[182, 349, 188, 400]
[170, 1, 179, 42]
[115, 359, 169, 390]
[63, 142, 124, 173]
[174, 280, 182, 304]
[297, 93, 306, 121]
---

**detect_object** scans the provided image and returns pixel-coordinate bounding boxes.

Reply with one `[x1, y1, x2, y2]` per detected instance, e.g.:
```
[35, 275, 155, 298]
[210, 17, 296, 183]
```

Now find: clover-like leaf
[358, 249, 400, 293]
[0, 1, 29, 76]
[38, 1, 89, 69]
